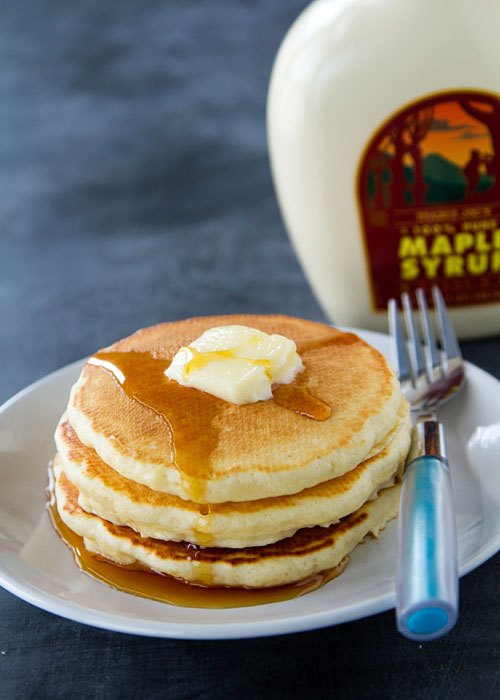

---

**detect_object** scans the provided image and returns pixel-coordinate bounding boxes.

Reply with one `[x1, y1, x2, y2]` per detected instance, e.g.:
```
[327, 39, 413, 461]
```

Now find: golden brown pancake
[56, 403, 410, 547]
[66, 315, 403, 504]
[52, 455, 401, 589]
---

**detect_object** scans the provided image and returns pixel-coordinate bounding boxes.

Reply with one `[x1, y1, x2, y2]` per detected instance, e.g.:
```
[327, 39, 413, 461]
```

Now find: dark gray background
[1, 1, 499, 698]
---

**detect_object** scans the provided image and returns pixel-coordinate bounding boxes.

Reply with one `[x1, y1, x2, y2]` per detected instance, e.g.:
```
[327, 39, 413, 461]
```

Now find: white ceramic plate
[1, 329, 500, 639]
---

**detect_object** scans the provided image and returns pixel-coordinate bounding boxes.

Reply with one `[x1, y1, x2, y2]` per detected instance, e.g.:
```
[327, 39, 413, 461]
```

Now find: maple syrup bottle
[268, 0, 500, 338]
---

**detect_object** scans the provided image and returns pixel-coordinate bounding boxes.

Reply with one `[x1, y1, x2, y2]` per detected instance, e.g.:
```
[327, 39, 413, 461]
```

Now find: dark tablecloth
[1, 2, 499, 698]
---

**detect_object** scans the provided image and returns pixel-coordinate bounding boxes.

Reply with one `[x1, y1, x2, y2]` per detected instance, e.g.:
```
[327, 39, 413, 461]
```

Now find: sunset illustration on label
[357, 91, 500, 310]
[422, 101, 493, 170]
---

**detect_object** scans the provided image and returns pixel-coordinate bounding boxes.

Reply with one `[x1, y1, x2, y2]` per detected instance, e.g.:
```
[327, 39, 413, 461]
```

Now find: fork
[388, 287, 465, 641]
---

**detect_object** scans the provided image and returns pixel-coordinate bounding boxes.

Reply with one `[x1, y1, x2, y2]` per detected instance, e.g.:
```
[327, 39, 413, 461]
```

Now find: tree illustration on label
[379, 107, 434, 208]
[357, 91, 500, 310]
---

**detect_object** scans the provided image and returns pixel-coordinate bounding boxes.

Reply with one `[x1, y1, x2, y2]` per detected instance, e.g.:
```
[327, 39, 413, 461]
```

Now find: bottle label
[356, 90, 500, 308]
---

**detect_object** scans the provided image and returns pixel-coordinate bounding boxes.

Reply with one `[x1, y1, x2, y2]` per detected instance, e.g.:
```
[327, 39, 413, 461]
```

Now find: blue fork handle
[396, 455, 459, 641]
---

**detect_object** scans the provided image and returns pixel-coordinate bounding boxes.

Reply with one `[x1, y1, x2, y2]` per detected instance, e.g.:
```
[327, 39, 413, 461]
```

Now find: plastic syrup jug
[267, 0, 500, 338]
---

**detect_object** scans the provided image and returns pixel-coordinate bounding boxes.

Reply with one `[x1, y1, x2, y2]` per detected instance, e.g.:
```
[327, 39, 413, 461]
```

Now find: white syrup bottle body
[268, 0, 500, 338]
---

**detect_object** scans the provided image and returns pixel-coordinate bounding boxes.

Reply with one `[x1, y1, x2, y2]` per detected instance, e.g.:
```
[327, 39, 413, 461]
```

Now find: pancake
[52, 456, 401, 589]
[56, 400, 410, 547]
[66, 314, 403, 504]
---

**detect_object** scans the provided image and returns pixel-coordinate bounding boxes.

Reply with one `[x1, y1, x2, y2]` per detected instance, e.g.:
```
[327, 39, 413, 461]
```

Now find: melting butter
[165, 325, 303, 404]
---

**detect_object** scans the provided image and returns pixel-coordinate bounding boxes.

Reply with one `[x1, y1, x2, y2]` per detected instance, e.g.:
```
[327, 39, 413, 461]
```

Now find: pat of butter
[165, 325, 304, 404]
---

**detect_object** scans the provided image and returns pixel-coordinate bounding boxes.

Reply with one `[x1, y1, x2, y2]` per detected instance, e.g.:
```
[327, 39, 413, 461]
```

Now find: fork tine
[416, 288, 442, 383]
[402, 292, 425, 385]
[388, 298, 412, 383]
[432, 287, 462, 374]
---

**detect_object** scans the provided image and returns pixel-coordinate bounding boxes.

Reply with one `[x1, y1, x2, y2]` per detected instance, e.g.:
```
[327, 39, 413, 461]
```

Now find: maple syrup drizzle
[272, 384, 332, 421]
[47, 494, 348, 609]
[88, 350, 223, 504]
[272, 330, 361, 420]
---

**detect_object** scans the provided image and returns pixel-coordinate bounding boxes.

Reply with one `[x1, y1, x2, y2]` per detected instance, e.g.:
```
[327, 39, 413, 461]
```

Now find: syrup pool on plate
[47, 487, 348, 609]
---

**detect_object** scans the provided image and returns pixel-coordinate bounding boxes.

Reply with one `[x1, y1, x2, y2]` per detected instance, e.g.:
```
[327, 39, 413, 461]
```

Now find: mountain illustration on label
[357, 90, 500, 310]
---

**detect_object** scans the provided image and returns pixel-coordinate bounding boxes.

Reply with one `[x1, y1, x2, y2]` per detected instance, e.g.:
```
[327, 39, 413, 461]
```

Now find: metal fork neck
[410, 418, 448, 460]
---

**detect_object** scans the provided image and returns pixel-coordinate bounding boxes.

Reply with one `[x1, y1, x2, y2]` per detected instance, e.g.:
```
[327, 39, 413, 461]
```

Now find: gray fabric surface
[1, 2, 499, 698]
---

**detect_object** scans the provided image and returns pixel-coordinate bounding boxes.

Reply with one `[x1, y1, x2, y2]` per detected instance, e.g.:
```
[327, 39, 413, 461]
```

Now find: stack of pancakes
[52, 314, 411, 590]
